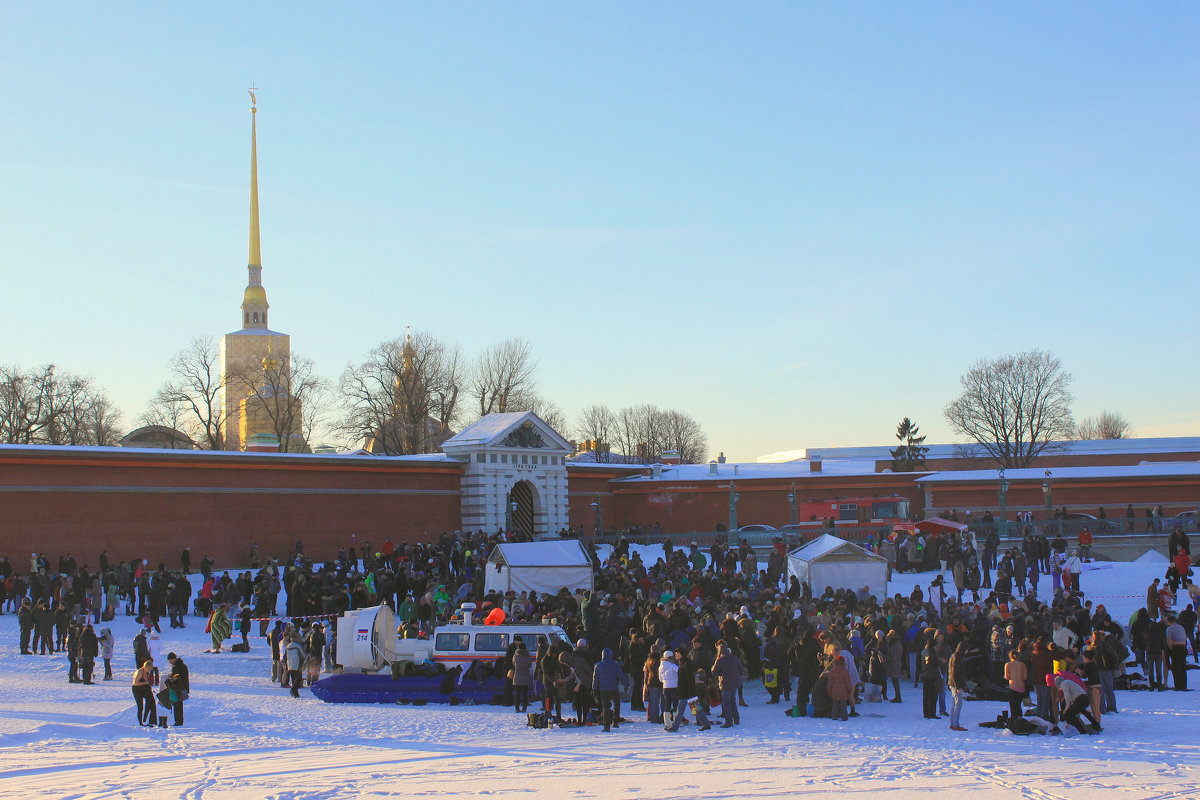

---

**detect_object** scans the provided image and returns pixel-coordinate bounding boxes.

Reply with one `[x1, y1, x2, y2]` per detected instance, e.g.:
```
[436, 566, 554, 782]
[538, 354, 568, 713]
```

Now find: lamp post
[787, 482, 798, 527]
[1041, 469, 1053, 534]
[997, 468, 1009, 540]
[505, 490, 513, 535]
[728, 481, 740, 532]
[591, 501, 602, 537]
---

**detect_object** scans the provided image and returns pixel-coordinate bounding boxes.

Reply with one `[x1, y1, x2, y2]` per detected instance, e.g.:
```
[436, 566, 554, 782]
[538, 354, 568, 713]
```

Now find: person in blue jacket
[592, 648, 630, 732]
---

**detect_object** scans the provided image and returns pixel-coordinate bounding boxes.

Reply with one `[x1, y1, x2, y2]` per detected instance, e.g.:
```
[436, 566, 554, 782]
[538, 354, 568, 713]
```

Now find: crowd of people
[4, 518, 1196, 737]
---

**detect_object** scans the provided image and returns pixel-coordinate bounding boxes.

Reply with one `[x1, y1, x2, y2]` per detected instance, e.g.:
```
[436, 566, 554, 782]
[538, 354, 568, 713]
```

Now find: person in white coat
[284, 635, 305, 698]
[658, 652, 684, 731]
[99, 628, 115, 680]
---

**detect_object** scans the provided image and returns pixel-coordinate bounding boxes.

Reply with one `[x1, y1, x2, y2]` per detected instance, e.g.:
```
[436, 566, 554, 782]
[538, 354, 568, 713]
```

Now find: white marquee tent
[484, 540, 594, 596]
[787, 534, 889, 600]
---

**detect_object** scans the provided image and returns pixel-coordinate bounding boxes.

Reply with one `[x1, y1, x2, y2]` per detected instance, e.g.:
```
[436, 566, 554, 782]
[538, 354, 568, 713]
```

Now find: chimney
[652, 463, 663, 478]
[734, 464, 740, 476]
[246, 432, 280, 453]
[809, 455, 822, 473]
[709, 460, 718, 476]
[717, 452, 727, 464]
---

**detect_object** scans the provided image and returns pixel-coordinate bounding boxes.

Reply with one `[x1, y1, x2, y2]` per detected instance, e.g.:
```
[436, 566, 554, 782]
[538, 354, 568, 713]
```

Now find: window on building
[541, 455, 548, 465]
[522, 455, 529, 464]
[244, 312, 249, 324]
[500, 454, 507, 463]
[476, 454, 485, 463]
[490, 453, 497, 463]
[252, 312, 259, 323]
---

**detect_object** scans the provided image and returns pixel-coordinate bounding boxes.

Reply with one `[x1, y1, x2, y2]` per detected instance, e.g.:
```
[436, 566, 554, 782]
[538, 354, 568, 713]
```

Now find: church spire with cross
[241, 86, 269, 330]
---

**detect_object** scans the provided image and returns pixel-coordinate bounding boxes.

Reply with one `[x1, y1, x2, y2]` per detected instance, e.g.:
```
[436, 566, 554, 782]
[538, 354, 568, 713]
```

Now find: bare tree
[1075, 410, 1132, 440]
[943, 349, 1075, 468]
[659, 409, 708, 463]
[0, 364, 122, 446]
[153, 337, 226, 450]
[611, 404, 707, 463]
[339, 331, 463, 455]
[469, 337, 537, 417]
[576, 404, 617, 462]
[140, 387, 193, 447]
[227, 352, 329, 453]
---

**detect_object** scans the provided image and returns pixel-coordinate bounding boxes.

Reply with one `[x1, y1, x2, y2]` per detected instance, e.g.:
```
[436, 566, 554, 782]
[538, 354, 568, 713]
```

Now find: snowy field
[0, 557, 1198, 799]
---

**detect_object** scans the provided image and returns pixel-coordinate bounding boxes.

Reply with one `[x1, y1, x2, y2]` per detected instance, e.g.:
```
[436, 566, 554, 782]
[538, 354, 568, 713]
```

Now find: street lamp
[505, 490, 514, 534]
[787, 482, 798, 526]
[591, 501, 602, 537]
[728, 481, 740, 532]
[997, 468, 1009, 539]
[1041, 469, 1053, 533]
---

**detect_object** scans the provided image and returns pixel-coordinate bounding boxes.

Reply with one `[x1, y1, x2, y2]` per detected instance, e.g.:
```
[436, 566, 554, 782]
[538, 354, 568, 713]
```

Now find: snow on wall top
[917, 461, 1200, 484]
[613, 459, 883, 483]
[759, 436, 1200, 463]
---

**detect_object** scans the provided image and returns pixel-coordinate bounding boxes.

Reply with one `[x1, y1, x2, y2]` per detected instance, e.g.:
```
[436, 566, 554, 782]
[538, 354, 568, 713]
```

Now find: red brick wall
[0, 448, 464, 570]
[607, 475, 926, 534]
[923, 477, 1200, 519]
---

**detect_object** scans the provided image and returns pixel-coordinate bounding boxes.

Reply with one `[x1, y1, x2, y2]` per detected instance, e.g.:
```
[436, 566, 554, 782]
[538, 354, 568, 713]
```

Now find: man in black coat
[165, 652, 190, 726]
[79, 624, 99, 684]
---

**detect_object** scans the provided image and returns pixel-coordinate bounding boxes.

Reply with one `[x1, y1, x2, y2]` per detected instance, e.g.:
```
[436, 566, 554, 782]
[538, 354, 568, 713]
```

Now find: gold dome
[242, 285, 268, 306]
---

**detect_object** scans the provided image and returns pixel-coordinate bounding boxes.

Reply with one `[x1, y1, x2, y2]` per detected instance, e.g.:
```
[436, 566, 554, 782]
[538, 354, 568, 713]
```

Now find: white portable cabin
[787, 534, 889, 600]
[484, 540, 594, 597]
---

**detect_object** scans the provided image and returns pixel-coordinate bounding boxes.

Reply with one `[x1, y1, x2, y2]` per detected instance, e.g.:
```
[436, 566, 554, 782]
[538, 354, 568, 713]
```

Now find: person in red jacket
[827, 655, 854, 721]
[1078, 527, 1094, 562]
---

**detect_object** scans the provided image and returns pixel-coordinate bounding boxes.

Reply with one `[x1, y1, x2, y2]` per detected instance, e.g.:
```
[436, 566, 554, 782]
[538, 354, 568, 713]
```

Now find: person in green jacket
[208, 604, 232, 653]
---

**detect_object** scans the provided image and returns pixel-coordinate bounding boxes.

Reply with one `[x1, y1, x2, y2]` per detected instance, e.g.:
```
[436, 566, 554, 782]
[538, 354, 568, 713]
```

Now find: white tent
[787, 534, 889, 600]
[485, 540, 594, 596]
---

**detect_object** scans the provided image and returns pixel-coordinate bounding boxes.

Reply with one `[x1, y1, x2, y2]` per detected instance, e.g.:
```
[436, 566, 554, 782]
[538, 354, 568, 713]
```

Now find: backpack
[763, 667, 779, 689]
[526, 712, 548, 729]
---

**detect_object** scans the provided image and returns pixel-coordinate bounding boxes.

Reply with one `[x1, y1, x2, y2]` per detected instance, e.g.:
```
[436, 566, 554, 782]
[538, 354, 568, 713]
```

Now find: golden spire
[248, 86, 262, 268]
[241, 86, 269, 329]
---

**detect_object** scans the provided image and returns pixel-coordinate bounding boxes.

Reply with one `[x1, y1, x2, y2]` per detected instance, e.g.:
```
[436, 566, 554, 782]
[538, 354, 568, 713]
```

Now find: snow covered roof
[788, 533, 885, 562]
[917, 461, 1200, 484]
[441, 412, 571, 452]
[486, 540, 590, 567]
[761, 436, 1200, 463]
[613, 460, 882, 483]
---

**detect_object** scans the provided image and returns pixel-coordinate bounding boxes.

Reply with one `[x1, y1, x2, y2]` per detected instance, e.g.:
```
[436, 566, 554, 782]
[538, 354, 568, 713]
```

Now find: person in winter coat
[99, 627, 115, 680]
[79, 624, 99, 684]
[712, 644, 743, 727]
[33, 600, 55, 654]
[284, 635, 305, 698]
[591, 647, 629, 732]
[826, 656, 854, 721]
[659, 651, 683, 731]
[18, 598, 34, 654]
[511, 642, 533, 713]
[885, 629, 904, 703]
[643, 649, 664, 724]
[947, 641, 969, 731]
[164, 652, 189, 726]
[921, 640, 942, 720]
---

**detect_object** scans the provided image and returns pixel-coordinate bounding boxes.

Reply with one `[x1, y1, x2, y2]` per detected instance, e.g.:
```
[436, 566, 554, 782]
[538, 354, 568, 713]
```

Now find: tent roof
[788, 533, 886, 563]
[916, 516, 968, 533]
[487, 540, 590, 568]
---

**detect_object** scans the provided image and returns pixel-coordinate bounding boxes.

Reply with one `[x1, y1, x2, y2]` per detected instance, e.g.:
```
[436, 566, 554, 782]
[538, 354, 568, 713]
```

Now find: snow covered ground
[0, 558, 1198, 799]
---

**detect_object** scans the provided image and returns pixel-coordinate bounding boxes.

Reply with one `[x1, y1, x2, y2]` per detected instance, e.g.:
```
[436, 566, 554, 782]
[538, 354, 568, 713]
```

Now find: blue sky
[1, 3, 1197, 460]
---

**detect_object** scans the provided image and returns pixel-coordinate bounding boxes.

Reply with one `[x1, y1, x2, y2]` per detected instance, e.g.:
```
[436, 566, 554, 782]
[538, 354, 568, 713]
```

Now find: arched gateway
[440, 412, 572, 539]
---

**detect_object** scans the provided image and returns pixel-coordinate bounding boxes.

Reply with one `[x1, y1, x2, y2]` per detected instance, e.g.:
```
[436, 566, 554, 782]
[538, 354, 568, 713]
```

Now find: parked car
[737, 524, 778, 533]
[1162, 510, 1197, 531]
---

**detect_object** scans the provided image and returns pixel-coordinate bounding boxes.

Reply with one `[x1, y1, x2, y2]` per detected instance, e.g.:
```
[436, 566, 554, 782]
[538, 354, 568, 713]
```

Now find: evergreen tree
[890, 417, 929, 472]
